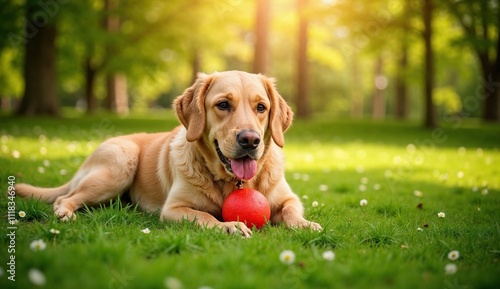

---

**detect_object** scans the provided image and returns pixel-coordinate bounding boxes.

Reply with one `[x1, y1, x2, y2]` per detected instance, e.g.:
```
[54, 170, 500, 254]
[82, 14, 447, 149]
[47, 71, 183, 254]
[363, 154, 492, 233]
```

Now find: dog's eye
[217, 101, 230, 111]
[256, 103, 266, 113]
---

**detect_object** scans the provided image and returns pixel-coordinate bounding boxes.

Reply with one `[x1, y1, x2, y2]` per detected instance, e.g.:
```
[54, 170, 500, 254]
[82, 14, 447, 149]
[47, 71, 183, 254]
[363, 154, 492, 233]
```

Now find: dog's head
[174, 71, 293, 180]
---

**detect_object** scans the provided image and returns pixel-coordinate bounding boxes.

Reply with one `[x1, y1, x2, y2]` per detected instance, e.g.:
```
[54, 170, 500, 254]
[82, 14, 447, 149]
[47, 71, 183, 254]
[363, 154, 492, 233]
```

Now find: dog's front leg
[270, 180, 323, 231]
[280, 198, 323, 231]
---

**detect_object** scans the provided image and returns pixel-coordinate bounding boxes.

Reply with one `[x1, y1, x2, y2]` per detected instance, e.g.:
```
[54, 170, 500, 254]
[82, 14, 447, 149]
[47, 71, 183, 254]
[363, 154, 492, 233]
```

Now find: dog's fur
[15, 71, 321, 237]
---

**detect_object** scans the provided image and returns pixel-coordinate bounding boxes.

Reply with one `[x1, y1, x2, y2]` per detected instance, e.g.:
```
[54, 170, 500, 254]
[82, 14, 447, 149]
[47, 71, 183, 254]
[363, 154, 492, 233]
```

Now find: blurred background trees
[0, 0, 498, 125]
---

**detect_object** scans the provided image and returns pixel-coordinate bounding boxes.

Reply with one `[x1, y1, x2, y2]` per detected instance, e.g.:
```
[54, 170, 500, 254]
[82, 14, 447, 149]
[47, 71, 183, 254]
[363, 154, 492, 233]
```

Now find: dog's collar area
[214, 140, 233, 173]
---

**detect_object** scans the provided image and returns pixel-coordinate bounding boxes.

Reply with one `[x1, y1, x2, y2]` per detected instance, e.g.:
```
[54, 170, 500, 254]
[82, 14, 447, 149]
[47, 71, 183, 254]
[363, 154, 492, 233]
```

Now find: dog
[15, 71, 322, 237]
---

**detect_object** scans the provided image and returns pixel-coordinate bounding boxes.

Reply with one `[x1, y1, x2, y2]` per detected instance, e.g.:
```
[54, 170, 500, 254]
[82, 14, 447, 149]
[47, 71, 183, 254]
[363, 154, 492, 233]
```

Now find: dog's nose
[237, 130, 261, 150]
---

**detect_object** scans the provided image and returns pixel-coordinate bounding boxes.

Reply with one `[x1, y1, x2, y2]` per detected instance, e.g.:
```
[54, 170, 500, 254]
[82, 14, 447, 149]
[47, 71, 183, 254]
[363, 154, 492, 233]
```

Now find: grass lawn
[1, 111, 499, 289]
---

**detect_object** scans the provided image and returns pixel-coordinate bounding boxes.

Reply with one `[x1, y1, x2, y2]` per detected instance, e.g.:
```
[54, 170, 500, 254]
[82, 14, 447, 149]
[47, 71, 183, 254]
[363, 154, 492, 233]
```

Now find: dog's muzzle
[214, 140, 258, 180]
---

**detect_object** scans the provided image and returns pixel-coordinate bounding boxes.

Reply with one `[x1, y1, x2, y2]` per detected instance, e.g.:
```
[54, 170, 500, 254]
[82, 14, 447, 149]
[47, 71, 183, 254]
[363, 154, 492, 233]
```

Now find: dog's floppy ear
[174, 73, 214, 142]
[261, 75, 293, 148]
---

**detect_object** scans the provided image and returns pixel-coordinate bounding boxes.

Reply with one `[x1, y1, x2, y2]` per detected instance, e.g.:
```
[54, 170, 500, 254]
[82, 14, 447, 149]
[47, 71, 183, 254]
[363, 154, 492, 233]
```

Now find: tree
[84, 56, 98, 113]
[446, 0, 500, 122]
[423, 0, 437, 128]
[295, 0, 310, 119]
[372, 56, 386, 119]
[104, 0, 128, 114]
[253, 0, 270, 74]
[350, 54, 363, 118]
[394, 0, 410, 119]
[17, 1, 60, 116]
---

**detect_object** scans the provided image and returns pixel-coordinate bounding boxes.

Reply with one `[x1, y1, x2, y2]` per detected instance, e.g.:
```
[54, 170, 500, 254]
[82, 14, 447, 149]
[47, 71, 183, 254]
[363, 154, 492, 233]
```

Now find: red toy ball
[222, 187, 271, 229]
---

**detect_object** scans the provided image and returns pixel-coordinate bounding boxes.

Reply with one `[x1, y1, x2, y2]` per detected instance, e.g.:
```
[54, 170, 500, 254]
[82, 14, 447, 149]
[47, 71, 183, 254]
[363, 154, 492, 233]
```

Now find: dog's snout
[237, 130, 261, 150]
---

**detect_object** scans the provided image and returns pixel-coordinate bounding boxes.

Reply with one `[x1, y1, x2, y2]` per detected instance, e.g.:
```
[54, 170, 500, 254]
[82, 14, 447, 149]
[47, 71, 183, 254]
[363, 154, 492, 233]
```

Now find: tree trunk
[16, 2, 59, 116]
[106, 74, 128, 114]
[395, 42, 408, 119]
[253, 0, 270, 74]
[85, 57, 98, 114]
[104, 0, 128, 114]
[482, 66, 500, 122]
[394, 0, 409, 119]
[372, 57, 386, 120]
[482, 11, 500, 122]
[423, 0, 437, 128]
[350, 54, 363, 118]
[295, 0, 310, 119]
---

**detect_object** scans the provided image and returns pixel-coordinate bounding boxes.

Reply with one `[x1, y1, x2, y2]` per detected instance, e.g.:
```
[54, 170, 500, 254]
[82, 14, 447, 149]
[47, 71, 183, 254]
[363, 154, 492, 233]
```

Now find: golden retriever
[15, 71, 322, 237]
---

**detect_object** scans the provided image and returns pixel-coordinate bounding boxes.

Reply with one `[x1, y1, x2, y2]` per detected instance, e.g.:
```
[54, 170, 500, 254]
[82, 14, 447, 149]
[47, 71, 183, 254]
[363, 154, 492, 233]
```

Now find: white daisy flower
[438, 212, 445, 218]
[29, 268, 46, 286]
[322, 250, 335, 261]
[413, 190, 423, 197]
[18, 211, 26, 218]
[279, 250, 295, 265]
[445, 263, 457, 275]
[359, 199, 368, 206]
[164, 276, 182, 289]
[50, 228, 60, 235]
[30, 239, 47, 251]
[319, 184, 328, 192]
[141, 228, 151, 234]
[448, 250, 460, 261]
[312, 201, 319, 207]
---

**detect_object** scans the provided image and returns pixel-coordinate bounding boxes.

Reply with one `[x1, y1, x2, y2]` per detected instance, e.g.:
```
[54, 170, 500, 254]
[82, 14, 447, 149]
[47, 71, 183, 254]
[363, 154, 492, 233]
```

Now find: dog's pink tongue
[231, 158, 257, 180]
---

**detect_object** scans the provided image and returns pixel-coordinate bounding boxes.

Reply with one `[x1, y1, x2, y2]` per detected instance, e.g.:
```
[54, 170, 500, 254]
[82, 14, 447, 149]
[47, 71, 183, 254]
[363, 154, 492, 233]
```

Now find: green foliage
[0, 114, 499, 288]
[0, 49, 23, 98]
[433, 86, 463, 115]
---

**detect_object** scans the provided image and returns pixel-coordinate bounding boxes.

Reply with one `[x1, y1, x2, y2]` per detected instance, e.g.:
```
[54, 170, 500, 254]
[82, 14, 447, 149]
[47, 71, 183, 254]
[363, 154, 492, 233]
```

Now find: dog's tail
[14, 182, 71, 203]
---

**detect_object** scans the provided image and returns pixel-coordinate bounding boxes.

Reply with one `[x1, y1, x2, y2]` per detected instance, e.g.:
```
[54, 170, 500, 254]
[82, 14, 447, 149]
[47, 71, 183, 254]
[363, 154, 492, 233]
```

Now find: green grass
[1, 111, 499, 289]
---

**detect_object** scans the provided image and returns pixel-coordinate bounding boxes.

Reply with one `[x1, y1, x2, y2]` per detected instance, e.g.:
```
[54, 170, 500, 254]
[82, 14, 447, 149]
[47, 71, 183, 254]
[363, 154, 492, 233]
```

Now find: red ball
[222, 187, 271, 229]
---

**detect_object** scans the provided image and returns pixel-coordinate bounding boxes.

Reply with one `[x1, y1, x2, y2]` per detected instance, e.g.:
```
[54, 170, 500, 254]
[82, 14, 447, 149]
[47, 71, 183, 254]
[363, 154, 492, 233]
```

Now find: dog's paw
[287, 219, 323, 232]
[219, 221, 253, 238]
[53, 198, 77, 221]
[307, 221, 323, 231]
[53, 206, 76, 221]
